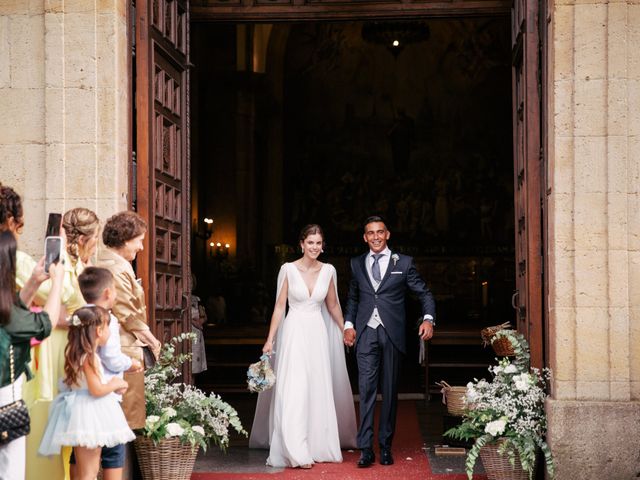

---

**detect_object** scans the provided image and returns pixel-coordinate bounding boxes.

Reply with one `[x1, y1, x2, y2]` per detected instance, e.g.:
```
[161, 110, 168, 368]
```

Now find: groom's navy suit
[345, 250, 435, 450]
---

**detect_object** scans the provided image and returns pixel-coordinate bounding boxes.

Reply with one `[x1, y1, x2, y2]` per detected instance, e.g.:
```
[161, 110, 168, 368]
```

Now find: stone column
[0, 0, 129, 257]
[547, 0, 640, 477]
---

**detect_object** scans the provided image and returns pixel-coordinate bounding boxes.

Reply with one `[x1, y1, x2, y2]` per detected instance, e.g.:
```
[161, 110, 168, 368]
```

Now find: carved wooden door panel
[512, 0, 544, 368]
[135, 0, 191, 373]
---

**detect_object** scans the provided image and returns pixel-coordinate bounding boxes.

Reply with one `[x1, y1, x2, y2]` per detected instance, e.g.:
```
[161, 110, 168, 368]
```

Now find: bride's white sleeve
[321, 265, 358, 449]
[248, 264, 287, 449]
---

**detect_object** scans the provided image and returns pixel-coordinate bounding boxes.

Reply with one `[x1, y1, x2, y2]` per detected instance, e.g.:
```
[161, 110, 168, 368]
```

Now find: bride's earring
[301, 247, 305, 253]
[321, 249, 324, 253]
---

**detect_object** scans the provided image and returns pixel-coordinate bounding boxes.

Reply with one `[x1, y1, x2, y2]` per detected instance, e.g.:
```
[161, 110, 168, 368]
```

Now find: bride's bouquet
[247, 353, 276, 393]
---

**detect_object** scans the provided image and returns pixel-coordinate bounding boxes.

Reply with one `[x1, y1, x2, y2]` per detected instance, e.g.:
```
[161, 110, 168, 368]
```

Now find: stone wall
[0, 0, 129, 257]
[547, 0, 640, 476]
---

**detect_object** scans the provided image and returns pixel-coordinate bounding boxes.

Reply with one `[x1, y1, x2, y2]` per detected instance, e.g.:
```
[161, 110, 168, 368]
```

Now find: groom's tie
[372, 253, 384, 283]
[368, 253, 385, 330]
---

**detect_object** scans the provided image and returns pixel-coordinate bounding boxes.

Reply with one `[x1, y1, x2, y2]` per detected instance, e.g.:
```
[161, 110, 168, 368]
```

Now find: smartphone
[45, 213, 62, 237]
[44, 236, 63, 273]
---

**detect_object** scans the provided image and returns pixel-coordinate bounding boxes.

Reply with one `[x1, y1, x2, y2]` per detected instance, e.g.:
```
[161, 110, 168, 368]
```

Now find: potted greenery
[134, 333, 247, 480]
[445, 331, 555, 480]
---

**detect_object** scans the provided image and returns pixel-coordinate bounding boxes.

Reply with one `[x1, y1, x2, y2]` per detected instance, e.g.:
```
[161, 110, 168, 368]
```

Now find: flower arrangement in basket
[142, 333, 247, 450]
[445, 331, 554, 480]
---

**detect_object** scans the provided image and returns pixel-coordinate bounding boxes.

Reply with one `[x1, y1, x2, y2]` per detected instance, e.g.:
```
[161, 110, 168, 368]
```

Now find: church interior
[188, 17, 515, 397]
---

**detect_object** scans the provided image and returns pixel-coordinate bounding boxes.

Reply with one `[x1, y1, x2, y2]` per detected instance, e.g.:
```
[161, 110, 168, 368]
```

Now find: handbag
[0, 345, 30, 444]
[142, 345, 157, 370]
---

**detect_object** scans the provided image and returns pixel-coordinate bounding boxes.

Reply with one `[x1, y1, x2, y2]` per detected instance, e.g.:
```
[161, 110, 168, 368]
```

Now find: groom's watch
[423, 315, 435, 326]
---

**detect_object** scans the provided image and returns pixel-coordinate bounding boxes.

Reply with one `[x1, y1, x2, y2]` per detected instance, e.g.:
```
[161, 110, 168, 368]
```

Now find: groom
[343, 216, 435, 467]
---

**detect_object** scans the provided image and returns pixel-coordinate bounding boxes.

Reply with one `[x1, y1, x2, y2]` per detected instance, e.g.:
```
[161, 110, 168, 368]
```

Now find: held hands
[343, 328, 356, 347]
[262, 338, 274, 355]
[418, 321, 434, 341]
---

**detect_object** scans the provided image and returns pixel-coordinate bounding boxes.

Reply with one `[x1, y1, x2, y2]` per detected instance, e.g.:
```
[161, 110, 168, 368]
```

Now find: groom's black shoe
[357, 448, 375, 468]
[380, 448, 394, 466]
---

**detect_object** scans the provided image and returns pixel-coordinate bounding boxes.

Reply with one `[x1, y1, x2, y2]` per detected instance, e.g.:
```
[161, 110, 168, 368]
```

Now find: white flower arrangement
[165, 422, 184, 438]
[246, 354, 275, 393]
[391, 253, 400, 266]
[141, 333, 247, 451]
[445, 333, 555, 479]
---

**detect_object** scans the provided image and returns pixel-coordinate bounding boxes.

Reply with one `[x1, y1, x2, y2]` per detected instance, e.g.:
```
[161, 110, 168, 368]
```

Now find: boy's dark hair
[363, 215, 387, 231]
[78, 266, 115, 303]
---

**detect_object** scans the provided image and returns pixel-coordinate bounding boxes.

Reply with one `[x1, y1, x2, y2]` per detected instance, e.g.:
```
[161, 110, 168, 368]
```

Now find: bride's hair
[299, 224, 324, 244]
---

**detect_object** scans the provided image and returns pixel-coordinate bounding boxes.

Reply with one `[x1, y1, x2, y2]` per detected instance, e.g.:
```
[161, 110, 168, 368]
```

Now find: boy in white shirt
[75, 267, 142, 480]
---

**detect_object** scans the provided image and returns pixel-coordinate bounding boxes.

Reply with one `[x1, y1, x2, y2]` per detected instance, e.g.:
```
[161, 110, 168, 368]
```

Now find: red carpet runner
[192, 401, 485, 480]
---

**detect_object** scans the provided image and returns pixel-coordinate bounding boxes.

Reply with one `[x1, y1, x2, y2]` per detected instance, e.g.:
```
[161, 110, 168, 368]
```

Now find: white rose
[165, 422, 184, 438]
[163, 407, 177, 418]
[504, 364, 518, 374]
[192, 426, 205, 436]
[146, 415, 160, 427]
[492, 365, 503, 374]
[484, 419, 507, 437]
[513, 373, 530, 391]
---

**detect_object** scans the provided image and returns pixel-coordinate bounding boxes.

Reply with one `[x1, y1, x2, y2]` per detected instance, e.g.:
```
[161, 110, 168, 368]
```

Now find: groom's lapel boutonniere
[391, 253, 400, 267]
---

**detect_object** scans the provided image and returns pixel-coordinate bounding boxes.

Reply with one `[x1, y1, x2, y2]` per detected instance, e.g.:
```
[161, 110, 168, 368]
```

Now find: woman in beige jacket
[97, 211, 161, 429]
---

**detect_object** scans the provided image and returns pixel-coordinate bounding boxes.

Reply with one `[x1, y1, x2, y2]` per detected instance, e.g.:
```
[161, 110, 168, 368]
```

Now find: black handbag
[0, 345, 30, 444]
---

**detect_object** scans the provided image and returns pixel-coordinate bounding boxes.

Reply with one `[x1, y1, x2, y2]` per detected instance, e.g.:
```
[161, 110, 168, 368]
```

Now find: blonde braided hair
[63, 208, 100, 264]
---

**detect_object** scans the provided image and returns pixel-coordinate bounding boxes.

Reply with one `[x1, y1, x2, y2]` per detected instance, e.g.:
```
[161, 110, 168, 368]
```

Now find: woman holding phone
[0, 231, 66, 480]
[0, 184, 74, 480]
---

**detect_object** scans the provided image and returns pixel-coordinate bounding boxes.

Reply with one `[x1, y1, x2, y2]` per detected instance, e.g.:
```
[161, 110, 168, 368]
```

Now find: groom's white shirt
[343, 248, 433, 331]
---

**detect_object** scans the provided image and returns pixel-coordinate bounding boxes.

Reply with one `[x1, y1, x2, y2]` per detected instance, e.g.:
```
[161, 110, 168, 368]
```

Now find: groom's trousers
[356, 325, 402, 450]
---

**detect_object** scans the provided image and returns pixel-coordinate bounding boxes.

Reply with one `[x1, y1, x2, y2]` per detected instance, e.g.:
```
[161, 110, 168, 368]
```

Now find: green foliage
[444, 334, 554, 479]
[141, 333, 247, 452]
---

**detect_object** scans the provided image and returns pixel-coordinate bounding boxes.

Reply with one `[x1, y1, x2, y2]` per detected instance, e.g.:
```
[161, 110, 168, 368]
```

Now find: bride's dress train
[249, 263, 357, 467]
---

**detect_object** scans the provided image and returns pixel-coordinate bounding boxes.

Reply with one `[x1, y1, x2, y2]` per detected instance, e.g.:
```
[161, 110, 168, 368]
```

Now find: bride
[249, 224, 357, 468]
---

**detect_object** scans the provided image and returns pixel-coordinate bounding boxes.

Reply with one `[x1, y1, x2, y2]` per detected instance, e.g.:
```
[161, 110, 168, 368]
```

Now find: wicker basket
[480, 322, 515, 356]
[479, 439, 536, 480]
[134, 436, 199, 480]
[436, 381, 467, 416]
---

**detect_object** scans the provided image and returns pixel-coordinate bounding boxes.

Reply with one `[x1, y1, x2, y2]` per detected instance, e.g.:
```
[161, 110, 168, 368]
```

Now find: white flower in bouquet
[192, 426, 205, 436]
[163, 406, 177, 418]
[165, 422, 184, 438]
[513, 373, 531, 391]
[484, 419, 507, 437]
[146, 415, 160, 427]
[466, 382, 479, 403]
[504, 364, 518, 374]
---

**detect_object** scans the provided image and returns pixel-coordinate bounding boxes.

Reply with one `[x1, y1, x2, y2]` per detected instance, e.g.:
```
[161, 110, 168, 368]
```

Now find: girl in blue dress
[39, 306, 135, 480]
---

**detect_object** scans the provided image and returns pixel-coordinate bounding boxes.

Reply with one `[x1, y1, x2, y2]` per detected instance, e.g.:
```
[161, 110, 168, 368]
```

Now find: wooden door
[511, 0, 544, 368]
[135, 0, 191, 374]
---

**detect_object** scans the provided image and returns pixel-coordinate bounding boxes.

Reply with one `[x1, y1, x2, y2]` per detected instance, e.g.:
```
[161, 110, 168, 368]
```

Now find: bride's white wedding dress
[249, 262, 357, 467]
